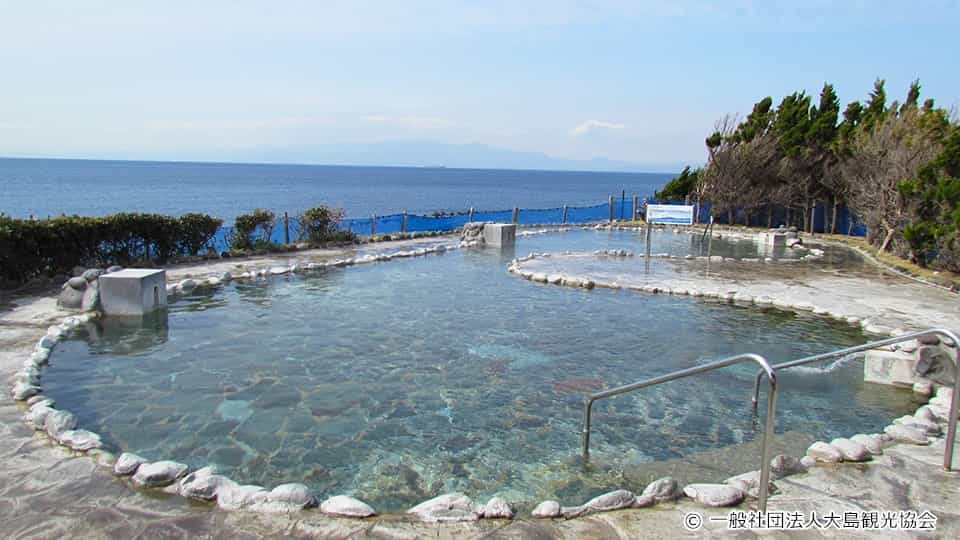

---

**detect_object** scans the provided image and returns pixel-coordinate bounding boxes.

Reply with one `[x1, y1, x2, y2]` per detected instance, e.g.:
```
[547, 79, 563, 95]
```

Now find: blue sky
[1, 1, 958, 171]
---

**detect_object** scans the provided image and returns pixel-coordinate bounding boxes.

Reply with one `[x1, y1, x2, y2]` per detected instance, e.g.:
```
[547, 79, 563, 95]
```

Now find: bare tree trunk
[880, 227, 895, 252]
[831, 200, 839, 234]
[727, 209, 733, 225]
[767, 205, 773, 228]
[802, 202, 809, 233]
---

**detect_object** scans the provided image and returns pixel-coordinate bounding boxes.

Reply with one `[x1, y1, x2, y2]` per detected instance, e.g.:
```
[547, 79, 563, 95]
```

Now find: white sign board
[646, 204, 694, 225]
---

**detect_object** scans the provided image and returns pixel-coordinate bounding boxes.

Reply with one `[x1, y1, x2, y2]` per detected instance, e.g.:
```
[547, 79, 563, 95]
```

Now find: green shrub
[0, 212, 223, 287]
[298, 206, 347, 244]
[231, 208, 276, 250]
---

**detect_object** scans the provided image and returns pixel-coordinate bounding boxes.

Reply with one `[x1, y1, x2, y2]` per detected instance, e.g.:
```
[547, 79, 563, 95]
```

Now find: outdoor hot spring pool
[44, 229, 915, 511]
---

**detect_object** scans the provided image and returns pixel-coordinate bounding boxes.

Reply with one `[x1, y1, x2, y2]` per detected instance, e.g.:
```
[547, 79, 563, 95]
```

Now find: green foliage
[901, 125, 960, 269]
[808, 83, 839, 148]
[231, 208, 276, 250]
[732, 97, 774, 143]
[861, 78, 887, 132]
[773, 91, 812, 156]
[655, 166, 701, 201]
[298, 205, 349, 244]
[0, 212, 222, 286]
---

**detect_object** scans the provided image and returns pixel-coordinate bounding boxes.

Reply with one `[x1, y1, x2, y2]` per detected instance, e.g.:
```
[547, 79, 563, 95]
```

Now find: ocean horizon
[0, 157, 674, 222]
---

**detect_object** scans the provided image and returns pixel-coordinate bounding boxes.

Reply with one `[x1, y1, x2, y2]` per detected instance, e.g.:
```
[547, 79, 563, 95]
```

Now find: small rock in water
[407, 493, 479, 522]
[531, 500, 561, 518]
[683, 484, 746, 507]
[642, 477, 681, 502]
[320, 495, 377, 518]
[806, 441, 843, 463]
[114, 452, 147, 476]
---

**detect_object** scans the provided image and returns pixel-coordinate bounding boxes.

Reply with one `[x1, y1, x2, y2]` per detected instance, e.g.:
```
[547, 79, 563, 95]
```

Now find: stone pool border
[7, 227, 959, 524]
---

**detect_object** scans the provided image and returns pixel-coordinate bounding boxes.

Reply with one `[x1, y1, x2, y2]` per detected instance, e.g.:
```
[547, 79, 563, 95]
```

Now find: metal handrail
[749, 328, 960, 471]
[582, 353, 778, 511]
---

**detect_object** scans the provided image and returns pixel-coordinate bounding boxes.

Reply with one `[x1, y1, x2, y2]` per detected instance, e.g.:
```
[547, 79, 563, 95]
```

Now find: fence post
[401, 211, 407, 233]
[468, 207, 474, 223]
[608, 195, 614, 222]
[283, 212, 290, 244]
[371, 214, 376, 236]
[632, 195, 639, 221]
[562, 205, 568, 224]
[512, 207, 519, 224]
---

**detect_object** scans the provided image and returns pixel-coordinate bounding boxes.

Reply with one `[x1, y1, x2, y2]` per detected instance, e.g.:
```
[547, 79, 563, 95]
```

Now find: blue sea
[0, 158, 672, 222]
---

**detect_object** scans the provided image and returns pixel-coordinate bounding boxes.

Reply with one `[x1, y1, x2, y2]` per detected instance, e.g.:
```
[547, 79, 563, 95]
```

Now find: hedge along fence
[0, 212, 222, 286]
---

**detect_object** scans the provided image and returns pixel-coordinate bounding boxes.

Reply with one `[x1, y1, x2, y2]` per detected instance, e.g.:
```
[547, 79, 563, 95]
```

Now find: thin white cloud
[362, 115, 454, 130]
[570, 120, 627, 137]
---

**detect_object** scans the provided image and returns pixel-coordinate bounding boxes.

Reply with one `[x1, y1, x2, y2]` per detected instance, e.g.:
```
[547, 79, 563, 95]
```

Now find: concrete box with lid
[99, 269, 167, 315]
[483, 223, 516, 247]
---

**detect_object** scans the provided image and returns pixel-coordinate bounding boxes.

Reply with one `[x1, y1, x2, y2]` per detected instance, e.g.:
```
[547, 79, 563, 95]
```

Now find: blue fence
[209, 197, 866, 251]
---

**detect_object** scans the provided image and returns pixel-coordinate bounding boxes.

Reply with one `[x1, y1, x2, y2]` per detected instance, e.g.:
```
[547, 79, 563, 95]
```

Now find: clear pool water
[46, 229, 914, 511]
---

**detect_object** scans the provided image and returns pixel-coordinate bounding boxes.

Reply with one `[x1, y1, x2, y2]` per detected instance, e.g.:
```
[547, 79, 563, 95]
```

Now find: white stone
[893, 415, 941, 435]
[132, 460, 189, 488]
[320, 495, 377, 518]
[12, 382, 41, 401]
[479, 496, 514, 519]
[562, 489, 636, 518]
[724, 471, 777, 498]
[44, 409, 77, 437]
[24, 404, 54, 430]
[178, 467, 228, 501]
[829, 438, 871, 462]
[806, 441, 843, 463]
[57, 429, 103, 452]
[913, 380, 934, 398]
[407, 493, 479, 522]
[683, 484, 746, 507]
[642, 477, 681, 502]
[850, 434, 884, 455]
[531, 500, 561, 518]
[770, 454, 808, 478]
[250, 483, 317, 512]
[217, 484, 268, 511]
[800, 456, 816, 469]
[114, 452, 147, 476]
[884, 424, 930, 445]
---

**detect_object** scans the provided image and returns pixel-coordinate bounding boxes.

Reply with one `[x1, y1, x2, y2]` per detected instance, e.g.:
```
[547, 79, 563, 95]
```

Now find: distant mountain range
[224, 141, 680, 173]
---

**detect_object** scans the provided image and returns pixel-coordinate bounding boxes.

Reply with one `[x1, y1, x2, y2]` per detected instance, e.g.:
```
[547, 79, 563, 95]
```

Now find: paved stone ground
[2, 236, 959, 539]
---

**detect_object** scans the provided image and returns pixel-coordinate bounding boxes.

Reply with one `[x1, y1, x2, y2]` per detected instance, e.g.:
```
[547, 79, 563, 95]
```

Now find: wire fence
[209, 196, 866, 252]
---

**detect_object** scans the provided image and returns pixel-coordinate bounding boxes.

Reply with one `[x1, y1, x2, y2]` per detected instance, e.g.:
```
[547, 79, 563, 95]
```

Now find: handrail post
[468, 207, 474, 223]
[512, 207, 519, 224]
[401, 211, 407, 233]
[608, 195, 614, 223]
[582, 398, 594, 459]
[562, 205, 568, 224]
[371, 214, 376, 236]
[283, 212, 290, 244]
